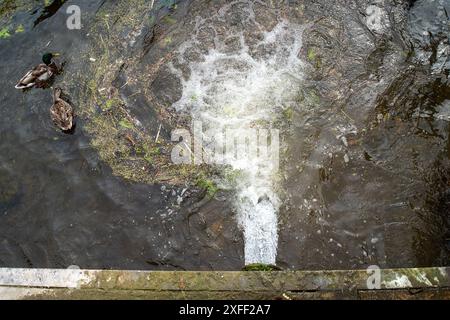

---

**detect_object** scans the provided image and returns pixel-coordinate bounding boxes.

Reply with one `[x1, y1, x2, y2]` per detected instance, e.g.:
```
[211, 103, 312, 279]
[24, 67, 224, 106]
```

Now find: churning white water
[171, 16, 306, 264]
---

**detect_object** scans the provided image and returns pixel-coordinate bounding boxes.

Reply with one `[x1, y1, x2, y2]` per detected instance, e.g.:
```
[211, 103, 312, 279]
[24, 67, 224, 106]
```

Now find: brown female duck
[50, 87, 74, 131]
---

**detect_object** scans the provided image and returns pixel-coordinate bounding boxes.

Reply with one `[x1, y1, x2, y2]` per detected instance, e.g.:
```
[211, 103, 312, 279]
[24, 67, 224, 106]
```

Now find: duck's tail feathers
[15, 83, 34, 90]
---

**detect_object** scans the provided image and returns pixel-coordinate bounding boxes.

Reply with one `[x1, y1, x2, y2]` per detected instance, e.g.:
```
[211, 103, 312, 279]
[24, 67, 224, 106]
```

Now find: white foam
[172, 7, 306, 264]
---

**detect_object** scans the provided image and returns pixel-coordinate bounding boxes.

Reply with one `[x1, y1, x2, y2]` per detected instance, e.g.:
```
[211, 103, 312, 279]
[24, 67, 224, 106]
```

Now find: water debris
[155, 123, 162, 143]
[15, 24, 24, 33]
[344, 154, 350, 163]
[377, 113, 384, 122]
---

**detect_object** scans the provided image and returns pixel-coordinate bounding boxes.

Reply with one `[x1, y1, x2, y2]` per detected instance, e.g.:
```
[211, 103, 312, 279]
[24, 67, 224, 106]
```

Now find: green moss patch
[242, 264, 282, 271]
[0, 27, 10, 38]
[307, 47, 322, 69]
[196, 173, 219, 198]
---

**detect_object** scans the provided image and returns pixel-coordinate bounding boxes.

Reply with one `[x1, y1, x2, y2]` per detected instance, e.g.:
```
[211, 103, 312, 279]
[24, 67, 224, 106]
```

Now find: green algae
[0, 27, 10, 38]
[282, 106, 294, 122]
[162, 16, 176, 25]
[70, 0, 207, 186]
[223, 167, 244, 186]
[306, 47, 322, 69]
[15, 24, 24, 33]
[196, 174, 218, 198]
[118, 118, 133, 129]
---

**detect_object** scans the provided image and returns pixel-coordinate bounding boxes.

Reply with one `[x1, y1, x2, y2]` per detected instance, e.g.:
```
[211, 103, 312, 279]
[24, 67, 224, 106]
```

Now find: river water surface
[0, 0, 449, 270]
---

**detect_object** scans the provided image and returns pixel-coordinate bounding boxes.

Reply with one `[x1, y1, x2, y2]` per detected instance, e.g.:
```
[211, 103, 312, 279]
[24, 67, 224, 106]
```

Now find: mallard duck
[50, 87, 74, 132]
[15, 53, 60, 90]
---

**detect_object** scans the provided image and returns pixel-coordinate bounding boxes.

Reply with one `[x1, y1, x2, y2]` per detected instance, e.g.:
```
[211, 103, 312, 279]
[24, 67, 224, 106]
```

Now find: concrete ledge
[0, 267, 448, 300]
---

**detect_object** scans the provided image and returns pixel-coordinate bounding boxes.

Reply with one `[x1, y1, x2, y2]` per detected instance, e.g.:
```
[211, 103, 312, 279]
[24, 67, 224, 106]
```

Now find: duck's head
[53, 87, 63, 99]
[42, 52, 60, 65]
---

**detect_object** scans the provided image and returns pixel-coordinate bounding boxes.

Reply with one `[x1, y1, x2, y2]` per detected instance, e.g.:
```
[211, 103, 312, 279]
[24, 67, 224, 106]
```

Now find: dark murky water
[0, 0, 448, 270]
[0, 0, 242, 270]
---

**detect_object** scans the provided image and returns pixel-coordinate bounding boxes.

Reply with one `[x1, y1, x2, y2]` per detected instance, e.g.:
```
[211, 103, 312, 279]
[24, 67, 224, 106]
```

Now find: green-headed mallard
[15, 53, 60, 90]
[50, 87, 74, 132]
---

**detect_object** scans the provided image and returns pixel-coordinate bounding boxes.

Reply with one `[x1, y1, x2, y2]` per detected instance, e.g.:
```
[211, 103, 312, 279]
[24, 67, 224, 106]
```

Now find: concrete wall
[0, 267, 448, 299]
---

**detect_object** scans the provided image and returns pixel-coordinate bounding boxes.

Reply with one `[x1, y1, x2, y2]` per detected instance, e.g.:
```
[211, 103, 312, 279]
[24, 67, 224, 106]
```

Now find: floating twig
[155, 123, 162, 143]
